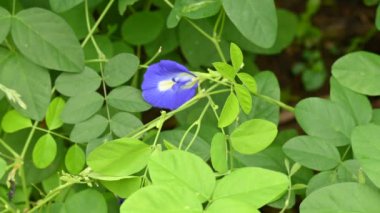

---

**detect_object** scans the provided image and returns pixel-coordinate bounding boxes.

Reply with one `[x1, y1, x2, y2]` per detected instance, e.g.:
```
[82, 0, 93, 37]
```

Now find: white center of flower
[158, 80, 175, 91]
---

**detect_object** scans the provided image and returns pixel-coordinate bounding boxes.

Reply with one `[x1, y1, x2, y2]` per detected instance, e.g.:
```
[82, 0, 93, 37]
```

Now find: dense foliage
[0, 0, 380, 212]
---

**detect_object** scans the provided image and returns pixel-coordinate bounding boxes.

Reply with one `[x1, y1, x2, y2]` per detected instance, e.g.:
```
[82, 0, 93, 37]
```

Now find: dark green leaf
[61, 92, 104, 124]
[70, 115, 108, 143]
[64, 189, 107, 213]
[104, 53, 139, 87]
[110, 112, 143, 138]
[49, 0, 83, 12]
[12, 8, 84, 72]
[108, 86, 151, 112]
[0, 7, 11, 44]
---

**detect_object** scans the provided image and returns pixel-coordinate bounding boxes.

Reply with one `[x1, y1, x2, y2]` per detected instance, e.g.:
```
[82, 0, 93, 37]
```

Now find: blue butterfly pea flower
[142, 60, 198, 110]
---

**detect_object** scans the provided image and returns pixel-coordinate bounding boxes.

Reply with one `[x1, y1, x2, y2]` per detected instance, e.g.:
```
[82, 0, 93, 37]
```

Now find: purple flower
[142, 60, 198, 110]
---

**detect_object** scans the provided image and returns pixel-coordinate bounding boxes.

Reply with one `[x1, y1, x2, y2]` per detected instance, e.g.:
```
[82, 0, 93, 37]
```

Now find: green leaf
[65, 144, 85, 174]
[0, 7, 11, 44]
[121, 11, 164, 45]
[118, 0, 139, 15]
[70, 115, 108, 143]
[239, 72, 279, 125]
[222, 0, 277, 48]
[295, 98, 355, 146]
[1, 110, 32, 133]
[234, 84, 252, 114]
[55, 67, 101, 97]
[12, 8, 84, 72]
[104, 53, 139, 87]
[148, 150, 216, 202]
[237, 73, 257, 94]
[49, 0, 83, 12]
[46, 97, 65, 130]
[59, 3, 93, 40]
[206, 199, 259, 213]
[306, 171, 338, 195]
[300, 183, 380, 213]
[0, 53, 51, 121]
[108, 86, 151, 112]
[179, 19, 229, 67]
[159, 130, 211, 161]
[144, 28, 179, 57]
[230, 43, 243, 71]
[110, 112, 143, 138]
[87, 138, 151, 177]
[210, 132, 228, 173]
[230, 119, 277, 154]
[61, 92, 104, 124]
[332, 51, 380, 96]
[32, 134, 57, 169]
[283, 136, 341, 171]
[330, 77, 372, 125]
[213, 62, 236, 82]
[64, 189, 107, 213]
[213, 167, 289, 208]
[173, 0, 221, 20]
[218, 93, 239, 128]
[101, 177, 141, 198]
[372, 109, 380, 125]
[351, 124, 380, 188]
[120, 185, 203, 213]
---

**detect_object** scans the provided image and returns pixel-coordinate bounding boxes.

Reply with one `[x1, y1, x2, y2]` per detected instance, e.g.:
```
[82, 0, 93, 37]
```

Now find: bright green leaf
[0, 7, 11, 44]
[301, 183, 380, 213]
[295, 98, 355, 146]
[351, 124, 380, 188]
[213, 167, 289, 208]
[213, 62, 235, 81]
[207, 199, 259, 213]
[55, 67, 101, 97]
[108, 86, 151, 112]
[101, 177, 141, 198]
[230, 119, 277, 154]
[234, 84, 252, 114]
[121, 11, 164, 45]
[46, 97, 65, 130]
[65, 144, 85, 174]
[230, 43, 243, 71]
[210, 132, 228, 173]
[148, 150, 215, 202]
[70, 115, 108, 143]
[120, 185, 203, 213]
[61, 92, 104, 124]
[12, 8, 84, 72]
[222, 0, 277, 48]
[332, 51, 380, 96]
[110, 112, 143, 138]
[1, 110, 32, 133]
[237, 73, 257, 94]
[32, 134, 57, 169]
[104, 53, 139, 87]
[218, 93, 239, 128]
[87, 138, 151, 177]
[283, 136, 341, 171]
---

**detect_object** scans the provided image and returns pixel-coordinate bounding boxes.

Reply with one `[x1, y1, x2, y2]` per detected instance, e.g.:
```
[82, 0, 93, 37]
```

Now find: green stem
[35, 127, 71, 141]
[212, 40, 226, 62]
[253, 93, 295, 112]
[20, 122, 38, 159]
[12, 0, 16, 15]
[341, 145, 351, 161]
[186, 19, 214, 42]
[81, 0, 115, 48]
[0, 138, 19, 158]
[163, 0, 173, 8]
[0, 197, 16, 213]
[142, 47, 162, 67]
[185, 102, 210, 151]
[178, 122, 198, 149]
[85, 59, 108, 63]
[18, 166, 29, 210]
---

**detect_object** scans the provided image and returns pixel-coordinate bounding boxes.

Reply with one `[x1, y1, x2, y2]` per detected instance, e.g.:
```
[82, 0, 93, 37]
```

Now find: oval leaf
[218, 93, 240, 128]
[70, 114, 108, 143]
[108, 86, 151, 112]
[87, 138, 151, 177]
[0, 7, 11, 44]
[148, 150, 216, 202]
[12, 8, 84, 72]
[1, 110, 32, 133]
[230, 119, 278, 154]
[65, 144, 85, 174]
[332, 51, 380, 96]
[210, 132, 228, 173]
[213, 167, 289, 208]
[110, 112, 143, 138]
[104, 53, 139, 87]
[32, 134, 57, 169]
[46, 97, 65, 130]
